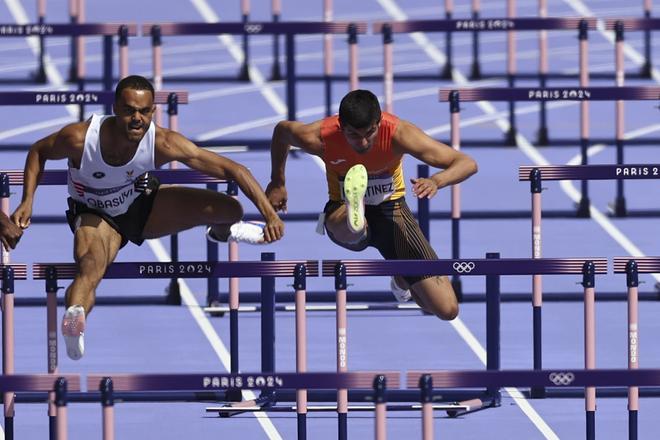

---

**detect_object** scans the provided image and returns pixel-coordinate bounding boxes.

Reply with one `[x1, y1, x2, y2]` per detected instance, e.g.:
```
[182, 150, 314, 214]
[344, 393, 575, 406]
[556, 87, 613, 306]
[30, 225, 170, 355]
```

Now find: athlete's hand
[263, 215, 285, 243]
[0, 214, 23, 251]
[266, 181, 288, 213]
[410, 177, 438, 199]
[11, 201, 33, 229]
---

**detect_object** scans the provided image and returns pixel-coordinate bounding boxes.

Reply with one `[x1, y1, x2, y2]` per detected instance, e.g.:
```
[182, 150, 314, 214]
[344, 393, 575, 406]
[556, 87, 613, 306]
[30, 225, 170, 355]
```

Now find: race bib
[340, 175, 395, 205]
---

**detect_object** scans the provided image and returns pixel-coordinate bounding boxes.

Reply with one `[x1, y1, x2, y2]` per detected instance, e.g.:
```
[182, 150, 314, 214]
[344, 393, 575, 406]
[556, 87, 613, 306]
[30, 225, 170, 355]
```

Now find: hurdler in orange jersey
[267, 89, 478, 320]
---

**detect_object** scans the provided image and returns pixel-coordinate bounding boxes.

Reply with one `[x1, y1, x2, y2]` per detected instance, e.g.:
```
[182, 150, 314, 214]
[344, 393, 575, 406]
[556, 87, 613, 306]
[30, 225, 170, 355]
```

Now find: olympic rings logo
[548, 372, 575, 386]
[452, 261, 476, 273]
[244, 24, 263, 34]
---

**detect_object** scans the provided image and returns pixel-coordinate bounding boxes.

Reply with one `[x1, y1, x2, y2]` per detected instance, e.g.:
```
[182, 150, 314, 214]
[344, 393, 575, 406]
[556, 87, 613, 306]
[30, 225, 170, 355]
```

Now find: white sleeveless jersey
[67, 114, 156, 217]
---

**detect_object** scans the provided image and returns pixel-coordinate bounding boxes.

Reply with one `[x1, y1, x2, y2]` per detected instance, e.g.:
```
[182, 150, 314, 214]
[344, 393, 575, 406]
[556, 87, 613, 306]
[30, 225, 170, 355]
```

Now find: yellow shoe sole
[344, 164, 368, 233]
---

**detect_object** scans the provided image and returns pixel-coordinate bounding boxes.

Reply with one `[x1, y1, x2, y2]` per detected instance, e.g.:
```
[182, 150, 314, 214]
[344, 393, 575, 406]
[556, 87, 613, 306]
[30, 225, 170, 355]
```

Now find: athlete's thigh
[72, 213, 122, 272]
[142, 185, 243, 238]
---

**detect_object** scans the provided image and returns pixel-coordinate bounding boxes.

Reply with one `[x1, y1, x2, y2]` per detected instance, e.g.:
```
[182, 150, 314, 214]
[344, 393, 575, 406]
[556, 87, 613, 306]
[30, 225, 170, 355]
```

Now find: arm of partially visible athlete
[0, 211, 23, 251]
[267, 120, 324, 212]
[393, 119, 478, 199]
[156, 129, 284, 242]
[12, 125, 83, 228]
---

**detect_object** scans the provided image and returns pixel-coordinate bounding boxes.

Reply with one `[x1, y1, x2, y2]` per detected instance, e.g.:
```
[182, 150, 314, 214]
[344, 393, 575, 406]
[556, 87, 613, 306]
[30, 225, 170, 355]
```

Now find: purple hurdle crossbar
[143, 21, 366, 122]
[34, 258, 319, 434]
[0, 374, 79, 440]
[88, 371, 397, 440]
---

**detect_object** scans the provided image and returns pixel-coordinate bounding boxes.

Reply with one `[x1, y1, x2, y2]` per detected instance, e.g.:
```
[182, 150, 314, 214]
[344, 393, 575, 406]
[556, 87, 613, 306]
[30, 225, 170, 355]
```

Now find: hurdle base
[640, 62, 653, 79]
[607, 198, 627, 218]
[4, 416, 13, 440]
[576, 197, 591, 218]
[32, 67, 47, 84]
[536, 127, 549, 146]
[270, 63, 283, 81]
[446, 394, 499, 418]
[504, 128, 517, 146]
[238, 64, 251, 82]
[165, 280, 182, 305]
[440, 63, 453, 80]
[216, 392, 276, 418]
[469, 62, 482, 80]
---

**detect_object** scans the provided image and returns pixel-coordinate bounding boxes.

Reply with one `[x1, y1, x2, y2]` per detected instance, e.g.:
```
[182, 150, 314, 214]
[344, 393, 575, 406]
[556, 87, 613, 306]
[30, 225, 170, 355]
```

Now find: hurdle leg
[441, 4, 453, 80]
[504, 0, 517, 146]
[640, 6, 653, 78]
[576, 20, 591, 218]
[626, 260, 639, 440]
[449, 94, 463, 301]
[100, 378, 115, 440]
[537, 0, 549, 145]
[239, 2, 251, 81]
[2, 268, 15, 440]
[469, 2, 481, 79]
[323, 0, 333, 116]
[68, 0, 79, 83]
[55, 378, 68, 440]
[294, 264, 308, 440]
[34, 4, 47, 83]
[335, 263, 348, 440]
[582, 262, 596, 440]
[419, 375, 433, 440]
[611, 24, 627, 217]
[46, 266, 59, 439]
[373, 376, 387, 440]
[270, 1, 283, 80]
[530, 171, 545, 398]
[286, 34, 297, 121]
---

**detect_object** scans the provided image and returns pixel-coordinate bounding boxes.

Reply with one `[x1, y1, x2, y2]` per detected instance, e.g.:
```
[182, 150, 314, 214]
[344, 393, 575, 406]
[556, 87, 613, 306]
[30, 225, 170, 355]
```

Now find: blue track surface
[3, 0, 660, 438]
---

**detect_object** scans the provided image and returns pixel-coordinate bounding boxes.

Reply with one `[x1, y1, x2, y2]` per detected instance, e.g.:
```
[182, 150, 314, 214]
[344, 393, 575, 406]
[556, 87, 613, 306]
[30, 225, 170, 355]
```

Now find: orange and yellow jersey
[320, 112, 405, 205]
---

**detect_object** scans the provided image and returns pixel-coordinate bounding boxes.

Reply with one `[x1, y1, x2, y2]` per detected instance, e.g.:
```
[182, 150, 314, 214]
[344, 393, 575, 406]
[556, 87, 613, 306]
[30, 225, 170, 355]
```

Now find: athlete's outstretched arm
[156, 129, 284, 242]
[266, 120, 324, 212]
[12, 125, 84, 228]
[393, 120, 478, 199]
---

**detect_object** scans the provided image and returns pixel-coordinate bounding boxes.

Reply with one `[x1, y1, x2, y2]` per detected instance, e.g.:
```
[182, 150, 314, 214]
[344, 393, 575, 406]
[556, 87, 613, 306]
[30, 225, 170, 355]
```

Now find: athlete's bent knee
[435, 302, 459, 321]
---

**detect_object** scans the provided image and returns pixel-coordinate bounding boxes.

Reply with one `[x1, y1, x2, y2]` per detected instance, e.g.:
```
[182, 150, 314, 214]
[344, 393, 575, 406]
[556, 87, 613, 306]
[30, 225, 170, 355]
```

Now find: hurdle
[518, 163, 660, 395]
[144, 20, 367, 136]
[0, 20, 136, 92]
[446, 86, 660, 218]
[376, 18, 596, 145]
[0, 373, 80, 440]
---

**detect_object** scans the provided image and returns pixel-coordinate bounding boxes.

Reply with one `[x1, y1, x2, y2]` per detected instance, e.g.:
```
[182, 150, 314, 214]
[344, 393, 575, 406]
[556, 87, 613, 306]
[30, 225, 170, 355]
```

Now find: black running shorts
[65, 175, 160, 248]
[323, 197, 438, 285]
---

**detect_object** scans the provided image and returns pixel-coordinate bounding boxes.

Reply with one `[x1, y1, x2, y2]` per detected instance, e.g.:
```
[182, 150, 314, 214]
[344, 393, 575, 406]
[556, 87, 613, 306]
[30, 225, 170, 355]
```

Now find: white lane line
[145, 239, 283, 439]
[377, 0, 560, 438]
[189, 0, 287, 116]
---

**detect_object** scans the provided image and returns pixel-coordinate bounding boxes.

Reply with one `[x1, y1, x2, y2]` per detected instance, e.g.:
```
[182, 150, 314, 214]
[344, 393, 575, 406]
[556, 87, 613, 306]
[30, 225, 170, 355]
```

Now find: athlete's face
[113, 88, 155, 143]
[341, 120, 380, 154]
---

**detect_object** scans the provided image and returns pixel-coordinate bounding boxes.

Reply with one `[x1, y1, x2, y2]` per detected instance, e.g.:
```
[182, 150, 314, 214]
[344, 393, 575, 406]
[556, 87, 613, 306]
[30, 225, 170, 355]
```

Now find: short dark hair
[114, 75, 155, 102]
[338, 89, 381, 129]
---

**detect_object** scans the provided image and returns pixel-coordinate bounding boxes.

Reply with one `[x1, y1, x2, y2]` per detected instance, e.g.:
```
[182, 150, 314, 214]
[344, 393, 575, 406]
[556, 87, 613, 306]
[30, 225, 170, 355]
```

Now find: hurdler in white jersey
[67, 114, 155, 217]
[11, 75, 285, 361]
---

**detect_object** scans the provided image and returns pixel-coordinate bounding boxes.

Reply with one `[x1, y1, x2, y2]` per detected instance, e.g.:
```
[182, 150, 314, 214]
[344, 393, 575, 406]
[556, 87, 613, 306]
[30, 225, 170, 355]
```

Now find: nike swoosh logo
[330, 159, 346, 165]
